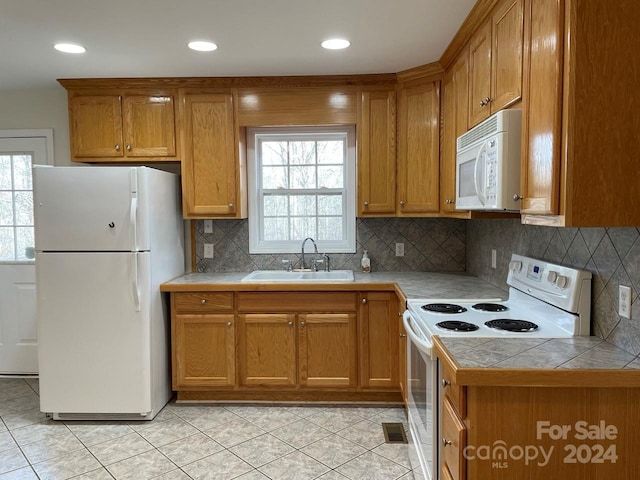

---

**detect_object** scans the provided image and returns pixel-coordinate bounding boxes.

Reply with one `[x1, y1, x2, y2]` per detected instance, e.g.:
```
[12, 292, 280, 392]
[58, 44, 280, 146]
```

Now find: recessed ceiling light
[54, 43, 86, 54]
[321, 39, 350, 50]
[188, 41, 218, 52]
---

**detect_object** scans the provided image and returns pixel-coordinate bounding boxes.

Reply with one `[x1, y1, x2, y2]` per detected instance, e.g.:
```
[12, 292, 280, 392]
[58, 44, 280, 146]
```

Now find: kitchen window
[247, 127, 356, 254]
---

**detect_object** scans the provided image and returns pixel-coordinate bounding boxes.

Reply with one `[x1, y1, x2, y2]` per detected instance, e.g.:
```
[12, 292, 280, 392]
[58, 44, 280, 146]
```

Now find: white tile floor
[0, 378, 414, 480]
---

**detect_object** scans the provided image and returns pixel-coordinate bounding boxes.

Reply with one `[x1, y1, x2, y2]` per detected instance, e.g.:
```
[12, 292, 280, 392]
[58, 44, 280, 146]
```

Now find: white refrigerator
[33, 166, 184, 420]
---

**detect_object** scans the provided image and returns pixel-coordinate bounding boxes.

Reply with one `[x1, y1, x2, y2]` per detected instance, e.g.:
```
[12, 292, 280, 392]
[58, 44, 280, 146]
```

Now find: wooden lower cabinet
[441, 397, 467, 480]
[299, 313, 357, 388]
[237, 314, 296, 387]
[173, 314, 235, 388]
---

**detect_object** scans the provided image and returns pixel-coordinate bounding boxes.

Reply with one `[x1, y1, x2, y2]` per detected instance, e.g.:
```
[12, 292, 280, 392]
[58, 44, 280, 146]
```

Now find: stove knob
[509, 260, 522, 272]
[547, 271, 558, 284]
[556, 275, 569, 289]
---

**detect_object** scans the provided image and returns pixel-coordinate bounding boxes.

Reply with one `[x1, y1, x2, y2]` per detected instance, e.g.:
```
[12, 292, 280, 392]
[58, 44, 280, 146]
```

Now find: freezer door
[37, 252, 152, 415]
[33, 166, 145, 252]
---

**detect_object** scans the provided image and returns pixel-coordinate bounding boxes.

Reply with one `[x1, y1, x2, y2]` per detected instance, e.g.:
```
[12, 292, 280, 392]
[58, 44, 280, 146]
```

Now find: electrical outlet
[204, 243, 214, 259]
[395, 243, 405, 257]
[491, 249, 497, 269]
[204, 220, 213, 233]
[619, 285, 631, 319]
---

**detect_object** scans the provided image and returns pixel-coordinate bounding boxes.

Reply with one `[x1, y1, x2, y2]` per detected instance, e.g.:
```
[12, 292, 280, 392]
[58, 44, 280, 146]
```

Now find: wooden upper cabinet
[357, 87, 397, 216]
[68, 93, 178, 162]
[237, 313, 297, 387]
[180, 91, 247, 219]
[468, 0, 524, 128]
[299, 313, 357, 388]
[397, 80, 440, 215]
[441, 50, 469, 214]
[359, 291, 399, 389]
[173, 314, 235, 388]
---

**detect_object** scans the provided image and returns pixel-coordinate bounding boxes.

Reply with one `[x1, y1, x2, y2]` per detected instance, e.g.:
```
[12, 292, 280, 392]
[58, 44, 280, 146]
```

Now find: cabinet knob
[513, 194, 523, 201]
[201, 299, 206, 304]
[288, 321, 293, 326]
[227, 321, 232, 327]
[400, 333, 406, 338]
[126, 144, 132, 151]
[442, 379, 451, 387]
[399, 200, 405, 207]
[361, 298, 367, 304]
[363, 201, 369, 207]
[479, 100, 486, 107]
[443, 438, 453, 447]
[114, 144, 120, 151]
[228, 203, 234, 209]
[485, 96, 492, 104]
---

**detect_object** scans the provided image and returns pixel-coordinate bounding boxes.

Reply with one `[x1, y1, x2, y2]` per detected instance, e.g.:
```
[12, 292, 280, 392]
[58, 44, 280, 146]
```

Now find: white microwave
[455, 109, 522, 211]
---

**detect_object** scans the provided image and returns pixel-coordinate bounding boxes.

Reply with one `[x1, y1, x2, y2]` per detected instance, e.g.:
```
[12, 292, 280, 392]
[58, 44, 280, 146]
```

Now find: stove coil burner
[472, 303, 508, 312]
[485, 319, 539, 332]
[421, 303, 467, 314]
[436, 321, 480, 332]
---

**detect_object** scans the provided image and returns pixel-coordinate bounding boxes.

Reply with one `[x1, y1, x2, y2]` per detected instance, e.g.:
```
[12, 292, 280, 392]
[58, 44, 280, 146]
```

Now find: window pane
[289, 195, 316, 216]
[318, 166, 343, 188]
[264, 217, 289, 241]
[0, 192, 14, 225]
[13, 155, 33, 190]
[317, 140, 344, 164]
[0, 227, 14, 261]
[262, 166, 288, 189]
[291, 217, 316, 241]
[262, 142, 288, 165]
[318, 217, 343, 241]
[15, 227, 34, 261]
[318, 195, 342, 215]
[0, 156, 12, 189]
[290, 166, 316, 189]
[263, 195, 288, 217]
[14, 191, 33, 225]
[289, 141, 316, 165]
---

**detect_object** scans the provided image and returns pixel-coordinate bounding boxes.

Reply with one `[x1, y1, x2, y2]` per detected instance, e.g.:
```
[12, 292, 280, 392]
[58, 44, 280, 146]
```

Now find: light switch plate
[204, 220, 213, 233]
[619, 285, 631, 319]
[395, 243, 405, 257]
[204, 243, 214, 259]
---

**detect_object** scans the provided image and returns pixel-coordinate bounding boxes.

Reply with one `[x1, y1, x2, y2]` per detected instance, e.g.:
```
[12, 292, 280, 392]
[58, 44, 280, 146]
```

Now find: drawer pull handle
[442, 379, 451, 387]
[201, 299, 206, 304]
[443, 438, 453, 447]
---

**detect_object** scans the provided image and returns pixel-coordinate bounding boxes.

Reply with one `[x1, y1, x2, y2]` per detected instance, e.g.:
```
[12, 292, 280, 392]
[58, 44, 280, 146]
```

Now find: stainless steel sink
[241, 270, 354, 282]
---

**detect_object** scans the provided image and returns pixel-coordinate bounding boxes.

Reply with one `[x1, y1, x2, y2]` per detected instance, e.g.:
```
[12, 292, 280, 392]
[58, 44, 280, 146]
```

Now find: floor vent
[382, 422, 408, 444]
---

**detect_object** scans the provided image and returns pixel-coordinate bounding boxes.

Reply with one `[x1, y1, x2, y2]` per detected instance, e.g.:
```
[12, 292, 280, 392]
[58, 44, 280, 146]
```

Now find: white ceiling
[0, 0, 476, 92]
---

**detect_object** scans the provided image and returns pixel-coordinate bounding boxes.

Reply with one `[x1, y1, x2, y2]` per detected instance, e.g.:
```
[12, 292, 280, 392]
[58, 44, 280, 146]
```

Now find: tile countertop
[160, 271, 508, 300]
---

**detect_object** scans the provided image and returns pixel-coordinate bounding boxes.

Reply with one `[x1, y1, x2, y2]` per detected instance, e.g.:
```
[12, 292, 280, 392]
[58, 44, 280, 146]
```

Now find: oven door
[403, 311, 437, 480]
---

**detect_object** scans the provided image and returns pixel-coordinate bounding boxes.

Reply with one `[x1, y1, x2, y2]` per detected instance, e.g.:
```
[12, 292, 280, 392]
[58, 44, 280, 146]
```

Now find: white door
[0, 133, 52, 374]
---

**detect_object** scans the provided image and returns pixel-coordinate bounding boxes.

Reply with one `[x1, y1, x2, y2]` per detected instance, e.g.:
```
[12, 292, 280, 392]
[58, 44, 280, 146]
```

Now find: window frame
[247, 126, 356, 254]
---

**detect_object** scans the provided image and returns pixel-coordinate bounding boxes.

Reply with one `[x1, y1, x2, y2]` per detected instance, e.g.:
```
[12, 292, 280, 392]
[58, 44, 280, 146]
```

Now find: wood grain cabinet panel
[359, 292, 399, 389]
[398, 295, 407, 406]
[70, 95, 123, 158]
[468, 20, 493, 127]
[173, 314, 235, 388]
[357, 87, 397, 216]
[441, 397, 466, 480]
[238, 314, 297, 387]
[299, 313, 357, 388]
[122, 95, 176, 157]
[397, 81, 441, 215]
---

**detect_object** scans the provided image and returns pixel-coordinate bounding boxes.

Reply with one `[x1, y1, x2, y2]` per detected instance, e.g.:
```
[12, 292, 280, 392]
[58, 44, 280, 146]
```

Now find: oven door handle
[403, 311, 432, 355]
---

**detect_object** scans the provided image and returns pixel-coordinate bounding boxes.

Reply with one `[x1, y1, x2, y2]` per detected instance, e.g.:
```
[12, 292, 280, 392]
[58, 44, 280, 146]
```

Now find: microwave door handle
[473, 142, 487, 205]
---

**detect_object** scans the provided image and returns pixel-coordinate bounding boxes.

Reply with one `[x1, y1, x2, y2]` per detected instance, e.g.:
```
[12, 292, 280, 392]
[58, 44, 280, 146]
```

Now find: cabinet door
[123, 95, 176, 157]
[468, 20, 492, 127]
[359, 292, 399, 388]
[490, 0, 524, 112]
[181, 92, 239, 218]
[442, 397, 467, 480]
[173, 314, 235, 388]
[397, 81, 440, 214]
[70, 95, 123, 158]
[357, 88, 396, 215]
[443, 51, 471, 214]
[299, 313, 357, 388]
[238, 314, 296, 386]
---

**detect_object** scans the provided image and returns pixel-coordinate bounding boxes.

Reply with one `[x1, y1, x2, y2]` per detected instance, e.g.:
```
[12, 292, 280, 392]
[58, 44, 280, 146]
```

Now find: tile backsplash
[194, 217, 466, 274]
[467, 219, 640, 357]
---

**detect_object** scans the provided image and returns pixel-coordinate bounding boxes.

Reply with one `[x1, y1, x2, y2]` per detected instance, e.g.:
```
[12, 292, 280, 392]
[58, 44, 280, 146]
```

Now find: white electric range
[403, 254, 593, 480]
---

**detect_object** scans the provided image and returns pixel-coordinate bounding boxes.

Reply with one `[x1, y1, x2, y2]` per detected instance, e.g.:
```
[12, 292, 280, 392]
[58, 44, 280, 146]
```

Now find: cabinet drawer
[174, 292, 233, 313]
[442, 397, 466, 480]
[237, 292, 356, 312]
[441, 362, 466, 417]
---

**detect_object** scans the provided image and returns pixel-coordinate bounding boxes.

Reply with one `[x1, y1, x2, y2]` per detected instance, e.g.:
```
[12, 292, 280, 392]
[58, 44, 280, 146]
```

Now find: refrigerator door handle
[132, 252, 141, 312]
[130, 195, 138, 251]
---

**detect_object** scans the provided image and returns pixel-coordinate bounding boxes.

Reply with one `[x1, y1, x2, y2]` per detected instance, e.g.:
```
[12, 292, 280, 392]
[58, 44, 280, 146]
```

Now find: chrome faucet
[300, 237, 318, 270]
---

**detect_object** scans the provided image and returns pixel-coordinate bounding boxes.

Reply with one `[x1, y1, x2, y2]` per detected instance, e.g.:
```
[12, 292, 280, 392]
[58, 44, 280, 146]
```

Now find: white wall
[0, 86, 72, 166]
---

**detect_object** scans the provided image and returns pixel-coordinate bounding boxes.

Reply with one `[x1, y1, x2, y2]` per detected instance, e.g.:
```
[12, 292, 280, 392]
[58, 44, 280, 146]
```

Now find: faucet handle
[322, 254, 330, 272]
[313, 257, 324, 272]
[281, 259, 291, 271]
